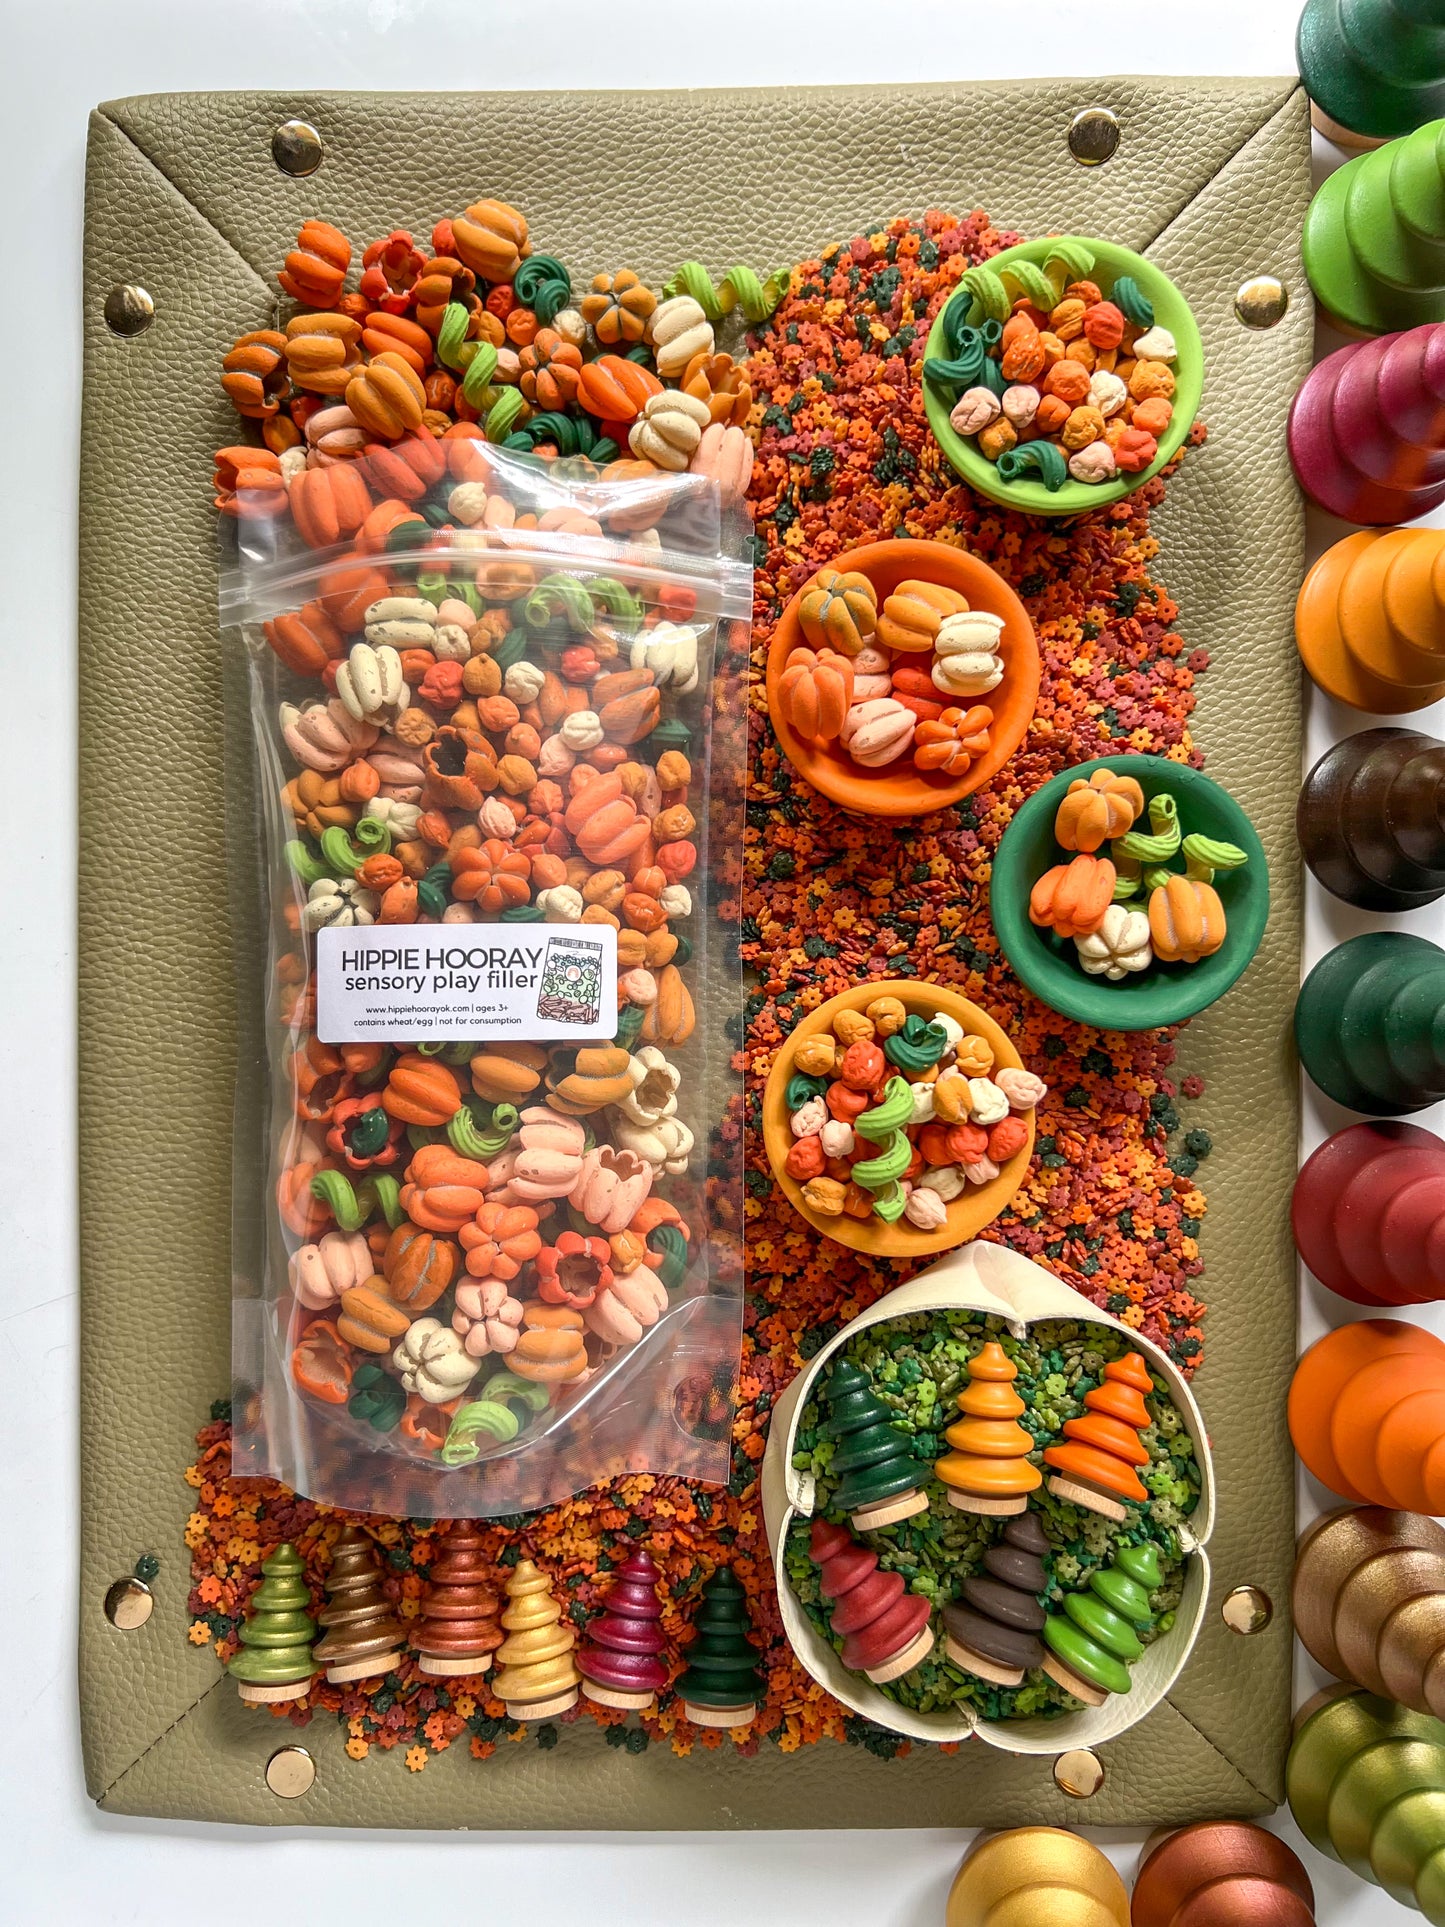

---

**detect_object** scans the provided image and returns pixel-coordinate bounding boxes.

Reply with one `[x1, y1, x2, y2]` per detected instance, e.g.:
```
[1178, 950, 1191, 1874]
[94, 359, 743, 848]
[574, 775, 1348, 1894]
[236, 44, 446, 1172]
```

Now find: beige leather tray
[79, 76, 1312, 1826]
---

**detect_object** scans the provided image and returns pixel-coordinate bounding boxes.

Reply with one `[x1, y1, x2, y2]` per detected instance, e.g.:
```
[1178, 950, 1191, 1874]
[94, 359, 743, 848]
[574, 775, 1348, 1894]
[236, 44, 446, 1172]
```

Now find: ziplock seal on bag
[220, 438, 749, 1515]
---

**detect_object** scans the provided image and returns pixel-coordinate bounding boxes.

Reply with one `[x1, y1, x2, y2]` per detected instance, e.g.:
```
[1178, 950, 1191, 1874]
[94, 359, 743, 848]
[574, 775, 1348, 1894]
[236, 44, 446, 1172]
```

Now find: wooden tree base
[504, 1686, 579, 1719]
[417, 1651, 492, 1677]
[325, 1650, 401, 1684]
[1310, 101, 1387, 151]
[581, 1681, 657, 1712]
[946, 1489, 1028, 1517]
[237, 1676, 313, 1704]
[682, 1699, 757, 1729]
[851, 1487, 929, 1531]
[864, 1624, 936, 1685]
[943, 1634, 1024, 1687]
[1042, 1651, 1109, 1708]
[1046, 1473, 1128, 1523]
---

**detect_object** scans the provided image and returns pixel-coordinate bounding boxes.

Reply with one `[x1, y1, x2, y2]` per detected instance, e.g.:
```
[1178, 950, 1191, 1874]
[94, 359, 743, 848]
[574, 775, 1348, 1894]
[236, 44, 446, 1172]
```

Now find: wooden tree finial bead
[1294, 1507, 1445, 1718]
[1288, 1688, 1445, 1923]
[411, 1521, 503, 1676]
[1044, 1351, 1153, 1521]
[1296, 528, 1445, 713]
[933, 1341, 1042, 1516]
[1131, 1820, 1316, 1925]
[947, 1828, 1129, 1927]
[1288, 325, 1445, 526]
[1288, 1319, 1445, 1510]
[1295, 932, 1445, 1115]
[1302, 120, 1445, 336]
[1297, 0, 1445, 148]
[1298, 728, 1445, 910]
[1292, 1121, 1445, 1306]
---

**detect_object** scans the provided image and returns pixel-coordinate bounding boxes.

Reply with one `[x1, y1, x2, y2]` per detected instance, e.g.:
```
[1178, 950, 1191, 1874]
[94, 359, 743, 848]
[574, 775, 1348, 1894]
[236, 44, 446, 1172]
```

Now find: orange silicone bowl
[765, 539, 1040, 819]
[760, 981, 1036, 1257]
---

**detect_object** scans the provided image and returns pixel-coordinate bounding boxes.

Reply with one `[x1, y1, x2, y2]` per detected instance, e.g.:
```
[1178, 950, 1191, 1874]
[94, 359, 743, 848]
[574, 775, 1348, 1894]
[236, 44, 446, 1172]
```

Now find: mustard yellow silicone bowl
[760, 981, 1035, 1256]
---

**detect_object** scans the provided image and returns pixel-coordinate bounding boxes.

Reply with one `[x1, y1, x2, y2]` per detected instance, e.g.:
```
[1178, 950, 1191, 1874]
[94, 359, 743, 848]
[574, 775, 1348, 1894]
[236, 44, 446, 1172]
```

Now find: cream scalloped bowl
[760, 1242, 1214, 1755]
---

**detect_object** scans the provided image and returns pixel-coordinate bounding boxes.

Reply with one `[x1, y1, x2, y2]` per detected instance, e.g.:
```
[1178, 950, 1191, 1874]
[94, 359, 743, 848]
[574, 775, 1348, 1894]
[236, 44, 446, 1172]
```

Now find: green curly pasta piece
[285, 839, 329, 887]
[1114, 793, 1182, 864]
[852, 1128, 913, 1193]
[1112, 850, 1143, 900]
[459, 340, 499, 407]
[924, 316, 999, 396]
[441, 1399, 522, 1462]
[995, 440, 1069, 491]
[309, 1170, 402, 1233]
[1183, 834, 1249, 883]
[999, 258, 1057, 310]
[513, 254, 571, 323]
[855, 1076, 914, 1142]
[1043, 239, 1096, 293]
[483, 386, 527, 443]
[663, 260, 790, 323]
[885, 1013, 949, 1076]
[317, 825, 366, 875]
[1110, 275, 1155, 330]
[961, 264, 1012, 328]
[588, 577, 644, 635]
[436, 301, 471, 372]
[452, 1099, 519, 1159]
[870, 1179, 909, 1224]
[524, 571, 595, 635]
[505, 411, 601, 459]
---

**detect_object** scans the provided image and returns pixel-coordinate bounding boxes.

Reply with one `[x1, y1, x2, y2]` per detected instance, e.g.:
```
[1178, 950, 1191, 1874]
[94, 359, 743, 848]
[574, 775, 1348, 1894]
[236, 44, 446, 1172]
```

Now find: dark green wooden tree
[821, 1357, 928, 1528]
[678, 1568, 763, 1728]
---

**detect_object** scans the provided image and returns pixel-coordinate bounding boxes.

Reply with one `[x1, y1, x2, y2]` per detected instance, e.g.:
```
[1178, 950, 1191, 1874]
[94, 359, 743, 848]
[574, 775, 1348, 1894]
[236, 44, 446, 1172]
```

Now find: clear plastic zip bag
[220, 438, 749, 1515]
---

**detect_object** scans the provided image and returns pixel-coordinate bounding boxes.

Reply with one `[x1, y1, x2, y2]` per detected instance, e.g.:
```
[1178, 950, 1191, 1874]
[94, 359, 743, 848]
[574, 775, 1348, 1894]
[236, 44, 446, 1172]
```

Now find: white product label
[314, 925, 617, 1044]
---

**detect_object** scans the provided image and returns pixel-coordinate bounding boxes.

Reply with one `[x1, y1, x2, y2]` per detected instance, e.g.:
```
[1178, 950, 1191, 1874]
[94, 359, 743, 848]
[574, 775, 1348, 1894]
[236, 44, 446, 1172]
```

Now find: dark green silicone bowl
[990, 757, 1269, 1031]
[923, 237, 1203, 517]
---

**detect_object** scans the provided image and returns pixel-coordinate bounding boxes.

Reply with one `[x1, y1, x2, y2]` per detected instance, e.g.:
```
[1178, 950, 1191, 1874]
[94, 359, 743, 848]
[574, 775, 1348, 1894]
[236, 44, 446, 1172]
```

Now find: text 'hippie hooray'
[338, 942, 546, 994]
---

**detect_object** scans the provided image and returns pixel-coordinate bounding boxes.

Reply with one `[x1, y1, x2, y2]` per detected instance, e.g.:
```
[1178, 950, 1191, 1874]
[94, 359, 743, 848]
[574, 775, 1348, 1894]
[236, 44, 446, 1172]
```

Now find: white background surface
[3, 1, 1442, 1920]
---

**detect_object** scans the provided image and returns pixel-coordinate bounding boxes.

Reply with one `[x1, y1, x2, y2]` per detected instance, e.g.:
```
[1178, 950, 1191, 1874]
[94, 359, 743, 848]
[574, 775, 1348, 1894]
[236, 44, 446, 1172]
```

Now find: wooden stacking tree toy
[1296, 932, 1445, 1115]
[933, 1341, 1042, 1516]
[678, 1567, 763, 1729]
[1044, 1352, 1154, 1522]
[808, 1517, 934, 1684]
[1298, 0, 1445, 149]
[492, 1558, 580, 1718]
[227, 1542, 318, 1705]
[1289, 1319, 1445, 1510]
[1292, 1120, 1445, 1306]
[312, 1525, 404, 1684]
[577, 1549, 669, 1712]
[1041, 1542, 1161, 1707]
[820, 1358, 928, 1530]
[945, 1827, 1130, 1927]
[1288, 325, 1445, 525]
[1302, 119, 1445, 335]
[1289, 1688, 1445, 1923]
[1132, 1820, 1317, 1924]
[1296, 528, 1445, 710]
[1295, 1507, 1445, 1717]
[1298, 728, 1445, 909]
[942, 1511, 1050, 1687]
[412, 1522, 503, 1677]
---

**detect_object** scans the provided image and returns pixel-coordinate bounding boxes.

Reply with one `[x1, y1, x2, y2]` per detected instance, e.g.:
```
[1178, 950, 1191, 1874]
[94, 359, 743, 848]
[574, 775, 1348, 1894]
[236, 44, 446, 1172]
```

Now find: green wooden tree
[228, 1542, 318, 1703]
[821, 1357, 928, 1528]
[678, 1568, 763, 1728]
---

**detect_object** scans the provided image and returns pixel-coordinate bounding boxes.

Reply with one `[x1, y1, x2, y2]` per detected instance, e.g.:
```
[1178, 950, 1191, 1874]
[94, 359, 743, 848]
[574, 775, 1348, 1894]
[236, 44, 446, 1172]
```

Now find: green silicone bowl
[923, 237, 1204, 517]
[990, 757, 1269, 1031]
